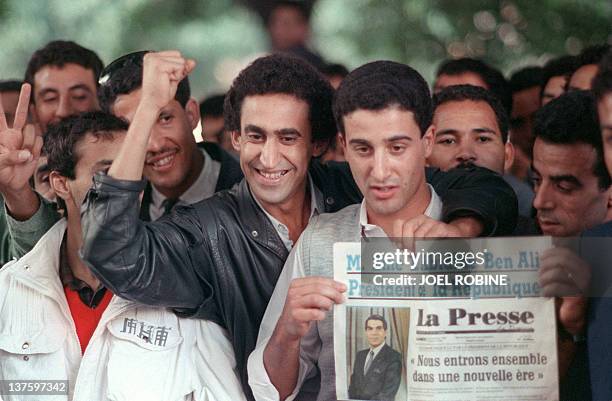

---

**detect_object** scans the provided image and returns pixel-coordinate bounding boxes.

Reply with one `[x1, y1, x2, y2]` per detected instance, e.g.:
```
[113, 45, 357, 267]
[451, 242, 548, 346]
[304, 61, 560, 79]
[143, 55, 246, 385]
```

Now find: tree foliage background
[0, 0, 610, 99]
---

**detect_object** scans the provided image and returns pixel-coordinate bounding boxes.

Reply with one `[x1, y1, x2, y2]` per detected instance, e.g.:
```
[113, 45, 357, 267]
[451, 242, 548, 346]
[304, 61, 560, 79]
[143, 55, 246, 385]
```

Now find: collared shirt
[364, 342, 385, 373]
[368, 342, 385, 360]
[253, 175, 324, 251]
[149, 148, 221, 221]
[359, 184, 443, 237]
[248, 184, 444, 401]
[58, 232, 108, 308]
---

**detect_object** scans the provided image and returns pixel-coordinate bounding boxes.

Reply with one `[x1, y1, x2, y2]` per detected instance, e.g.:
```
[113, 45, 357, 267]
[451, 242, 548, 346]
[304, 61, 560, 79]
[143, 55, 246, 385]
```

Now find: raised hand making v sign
[0, 83, 43, 220]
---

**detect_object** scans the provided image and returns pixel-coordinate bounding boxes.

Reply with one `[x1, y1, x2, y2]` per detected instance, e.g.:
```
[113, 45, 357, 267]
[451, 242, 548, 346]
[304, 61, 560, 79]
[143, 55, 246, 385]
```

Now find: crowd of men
[0, 1, 611, 401]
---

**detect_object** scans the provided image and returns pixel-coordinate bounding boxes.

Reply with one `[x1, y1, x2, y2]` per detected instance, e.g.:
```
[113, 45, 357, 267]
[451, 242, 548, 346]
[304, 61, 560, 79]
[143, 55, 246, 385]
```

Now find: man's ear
[49, 171, 71, 204]
[338, 132, 346, 150]
[504, 141, 516, 172]
[422, 125, 435, 159]
[231, 130, 241, 152]
[312, 138, 330, 158]
[184, 98, 200, 130]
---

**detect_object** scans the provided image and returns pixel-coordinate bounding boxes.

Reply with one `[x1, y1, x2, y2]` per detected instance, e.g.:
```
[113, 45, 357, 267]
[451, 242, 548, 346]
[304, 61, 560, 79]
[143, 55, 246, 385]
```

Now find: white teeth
[153, 155, 174, 167]
[258, 170, 288, 179]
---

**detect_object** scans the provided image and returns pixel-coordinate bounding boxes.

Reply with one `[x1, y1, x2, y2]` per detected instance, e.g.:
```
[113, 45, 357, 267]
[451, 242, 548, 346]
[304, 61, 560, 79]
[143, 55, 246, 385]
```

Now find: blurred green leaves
[314, 0, 611, 82]
[0, 0, 609, 97]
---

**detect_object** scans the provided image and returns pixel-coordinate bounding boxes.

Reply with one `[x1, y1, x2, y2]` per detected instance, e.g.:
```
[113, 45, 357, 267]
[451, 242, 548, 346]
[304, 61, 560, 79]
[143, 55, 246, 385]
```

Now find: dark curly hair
[97, 51, 190, 113]
[436, 58, 512, 116]
[44, 111, 128, 180]
[224, 53, 336, 145]
[534, 90, 610, 190]
[433, 84, 509, 143]
[333, 60, 432, 136]
[24, 41, 103, 99]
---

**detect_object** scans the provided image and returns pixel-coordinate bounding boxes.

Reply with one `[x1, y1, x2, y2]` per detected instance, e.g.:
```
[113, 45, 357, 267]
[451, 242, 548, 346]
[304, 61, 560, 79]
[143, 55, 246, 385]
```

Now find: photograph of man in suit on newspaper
[349, 314, 402, 401]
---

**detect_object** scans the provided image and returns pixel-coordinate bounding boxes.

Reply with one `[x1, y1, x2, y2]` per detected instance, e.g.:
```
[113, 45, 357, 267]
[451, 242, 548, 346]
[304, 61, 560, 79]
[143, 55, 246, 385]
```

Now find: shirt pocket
[0, 276, 70, 382]
[0, 324, 70, 401]
[104, 312, 194, 401]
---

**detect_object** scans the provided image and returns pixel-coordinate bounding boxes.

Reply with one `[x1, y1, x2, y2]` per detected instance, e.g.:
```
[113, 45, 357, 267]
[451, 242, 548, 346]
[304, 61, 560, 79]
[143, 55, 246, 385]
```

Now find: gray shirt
[248, 187, 442, 401]
[253, 175, 324, 251]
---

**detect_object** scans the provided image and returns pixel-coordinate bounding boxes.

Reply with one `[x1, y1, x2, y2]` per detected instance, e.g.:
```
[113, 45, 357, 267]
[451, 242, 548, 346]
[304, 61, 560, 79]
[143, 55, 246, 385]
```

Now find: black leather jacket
[81, 161, 517, 399]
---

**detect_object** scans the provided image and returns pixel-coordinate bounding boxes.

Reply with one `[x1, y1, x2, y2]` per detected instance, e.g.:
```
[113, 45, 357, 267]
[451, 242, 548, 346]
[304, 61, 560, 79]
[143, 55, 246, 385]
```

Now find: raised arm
[80, 51, 208, 309]
[107, 51, 196, 181]
[0, 84, 59, 262]
[0, 83, 43, 221]
[81, 176, 210, 308]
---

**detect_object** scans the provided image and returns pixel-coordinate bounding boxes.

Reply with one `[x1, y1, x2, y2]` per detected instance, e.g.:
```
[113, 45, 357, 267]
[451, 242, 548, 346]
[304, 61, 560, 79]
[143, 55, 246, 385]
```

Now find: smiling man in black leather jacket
[80, 51, 517, 400]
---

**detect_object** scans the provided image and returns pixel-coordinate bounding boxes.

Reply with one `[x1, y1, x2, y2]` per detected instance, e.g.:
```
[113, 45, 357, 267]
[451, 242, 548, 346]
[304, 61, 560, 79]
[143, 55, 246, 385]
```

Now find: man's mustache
[456, 161, 477, 169]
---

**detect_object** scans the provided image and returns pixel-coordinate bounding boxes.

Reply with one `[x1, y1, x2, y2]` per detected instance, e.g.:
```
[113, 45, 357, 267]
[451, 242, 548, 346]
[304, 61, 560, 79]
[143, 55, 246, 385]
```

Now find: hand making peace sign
[0, 83, 43, 193]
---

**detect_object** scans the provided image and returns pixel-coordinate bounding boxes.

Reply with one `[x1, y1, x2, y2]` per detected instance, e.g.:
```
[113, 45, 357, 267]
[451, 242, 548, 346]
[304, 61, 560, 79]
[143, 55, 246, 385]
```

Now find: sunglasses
[98, 50, 152, 86]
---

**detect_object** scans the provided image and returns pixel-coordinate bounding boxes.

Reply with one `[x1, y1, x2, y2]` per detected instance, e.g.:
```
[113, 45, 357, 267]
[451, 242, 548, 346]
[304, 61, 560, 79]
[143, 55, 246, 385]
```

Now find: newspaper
[333, 237, 559, 401]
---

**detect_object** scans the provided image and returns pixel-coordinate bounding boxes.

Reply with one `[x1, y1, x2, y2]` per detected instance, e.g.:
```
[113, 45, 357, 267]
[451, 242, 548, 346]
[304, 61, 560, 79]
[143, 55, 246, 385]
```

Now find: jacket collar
[251, 174, 323, 251]
[11, 219, 67, 298]
[5, 220, 138, 343]
[233, 179, 289, 260]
